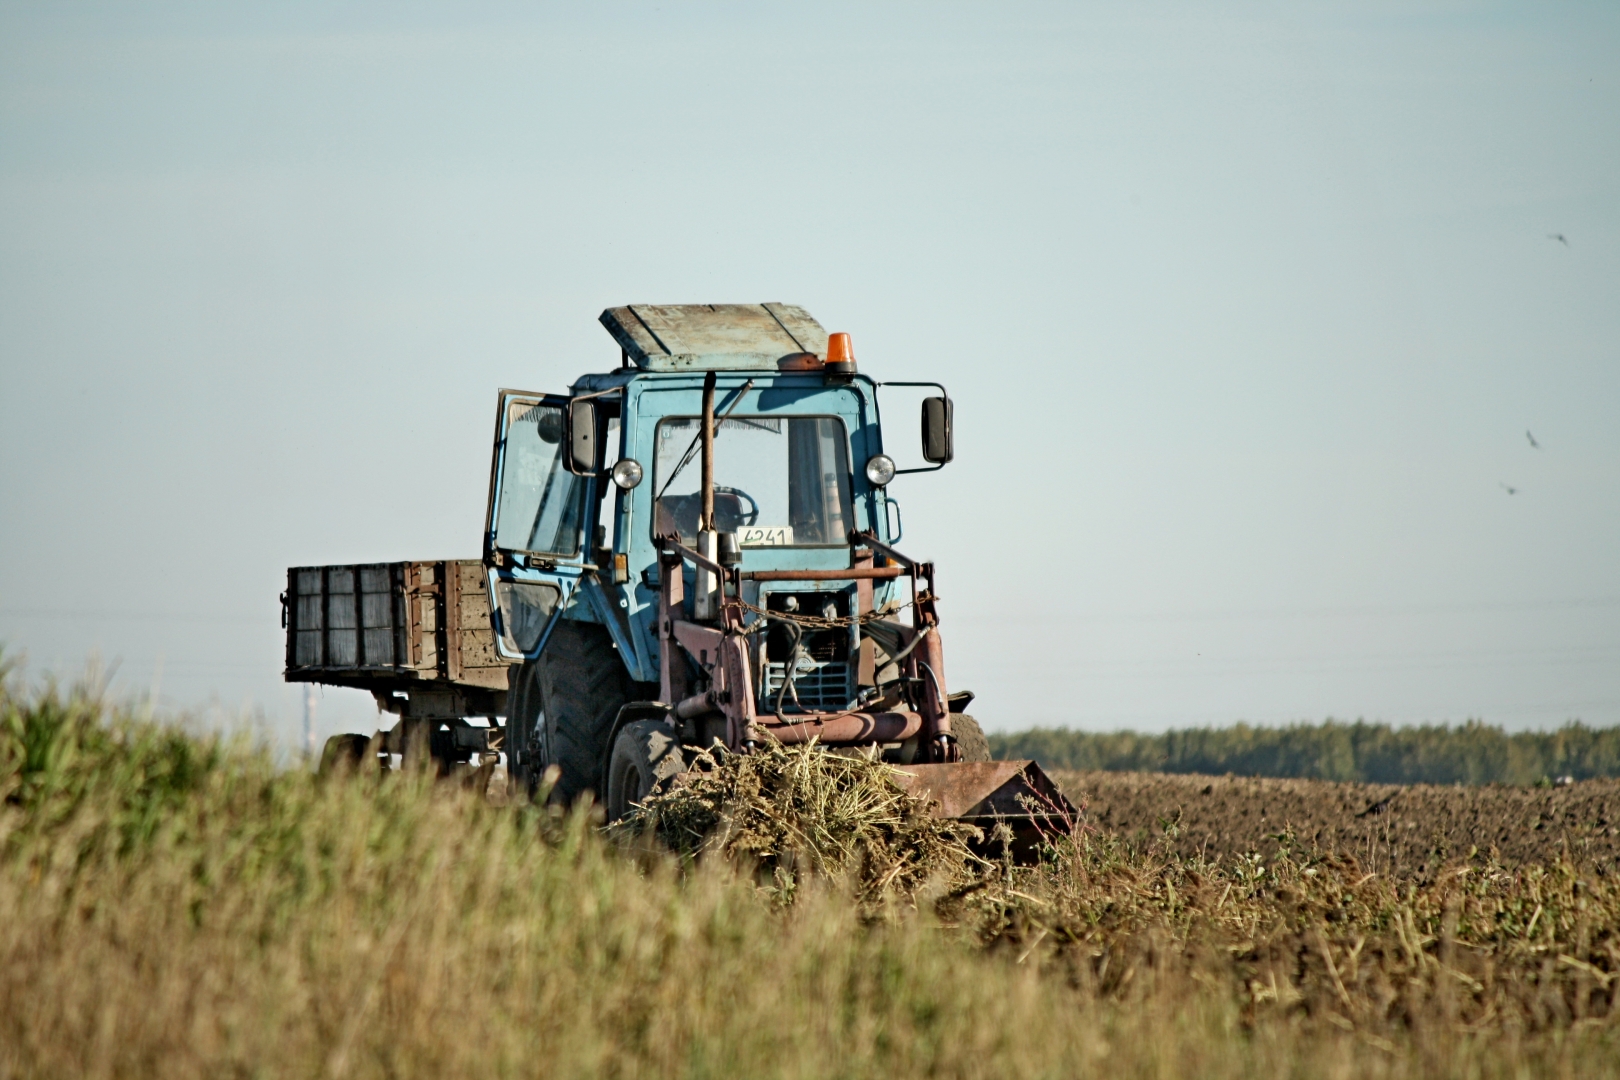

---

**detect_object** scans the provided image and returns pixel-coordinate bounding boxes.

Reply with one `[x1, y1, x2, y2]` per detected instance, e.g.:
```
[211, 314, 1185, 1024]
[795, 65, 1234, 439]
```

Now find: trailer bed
[282, 559, 513, 720]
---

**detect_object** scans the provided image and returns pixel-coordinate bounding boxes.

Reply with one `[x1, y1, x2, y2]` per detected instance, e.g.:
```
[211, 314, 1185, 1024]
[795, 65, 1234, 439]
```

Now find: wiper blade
[654, 378, 755, 501]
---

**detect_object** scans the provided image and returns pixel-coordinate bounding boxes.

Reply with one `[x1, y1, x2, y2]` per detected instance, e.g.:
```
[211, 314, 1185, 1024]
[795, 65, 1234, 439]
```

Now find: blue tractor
[286, 303, 1069, 834]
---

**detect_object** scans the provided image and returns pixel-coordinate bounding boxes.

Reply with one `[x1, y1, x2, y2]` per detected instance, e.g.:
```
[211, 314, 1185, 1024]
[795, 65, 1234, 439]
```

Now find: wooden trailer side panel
[284, 559, 514, 698]
[448, 560, 509, 690]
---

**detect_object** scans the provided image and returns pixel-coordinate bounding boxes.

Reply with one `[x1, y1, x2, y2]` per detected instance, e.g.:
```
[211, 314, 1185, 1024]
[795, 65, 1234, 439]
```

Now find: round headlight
[611, 458, 644, 490]
[864, 454, 896, 487]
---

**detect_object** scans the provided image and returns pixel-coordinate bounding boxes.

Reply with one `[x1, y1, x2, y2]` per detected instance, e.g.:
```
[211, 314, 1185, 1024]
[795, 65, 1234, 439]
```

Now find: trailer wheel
[318, 733, 374, 776]
[952, 715, 992, 763]
[606, 719, 684, 822]
[536, 621, 644, 804]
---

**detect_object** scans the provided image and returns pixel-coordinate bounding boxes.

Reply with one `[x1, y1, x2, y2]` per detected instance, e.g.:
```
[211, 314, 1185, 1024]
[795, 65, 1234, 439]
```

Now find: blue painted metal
[486, 313, 909, 684]
[579, 574, 654, 682]
[486, 566, 577, 662]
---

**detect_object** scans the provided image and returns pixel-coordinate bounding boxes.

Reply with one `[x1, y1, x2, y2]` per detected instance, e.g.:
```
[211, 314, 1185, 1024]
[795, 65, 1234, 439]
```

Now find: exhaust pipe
[694, 371, 719, 620]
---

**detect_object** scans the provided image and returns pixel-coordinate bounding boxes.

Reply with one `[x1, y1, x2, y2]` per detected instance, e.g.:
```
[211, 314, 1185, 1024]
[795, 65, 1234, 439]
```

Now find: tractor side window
[651, 415, 852, 547]
[494, 401, 584, 557]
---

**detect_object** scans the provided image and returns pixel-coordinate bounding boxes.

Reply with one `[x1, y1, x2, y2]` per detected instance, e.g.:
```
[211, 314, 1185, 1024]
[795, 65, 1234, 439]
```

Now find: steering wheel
[713, 486, 760, 529]
[659, 487, 761, 538]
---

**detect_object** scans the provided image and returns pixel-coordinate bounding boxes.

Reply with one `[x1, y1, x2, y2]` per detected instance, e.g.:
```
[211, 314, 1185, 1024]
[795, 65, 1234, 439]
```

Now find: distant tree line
[987, 720, 1620, 785]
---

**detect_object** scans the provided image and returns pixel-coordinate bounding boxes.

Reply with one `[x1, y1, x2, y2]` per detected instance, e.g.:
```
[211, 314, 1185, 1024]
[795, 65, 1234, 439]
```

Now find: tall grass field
[4, 666, 1619, 1078]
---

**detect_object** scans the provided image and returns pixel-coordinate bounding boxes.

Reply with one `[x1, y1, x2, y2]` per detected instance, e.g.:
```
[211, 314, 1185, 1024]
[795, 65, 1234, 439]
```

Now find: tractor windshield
[652, 415, 852, 547]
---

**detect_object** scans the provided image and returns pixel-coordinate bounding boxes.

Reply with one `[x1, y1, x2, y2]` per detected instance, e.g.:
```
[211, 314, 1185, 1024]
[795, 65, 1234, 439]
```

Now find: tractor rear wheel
[535, 621, 646, 804]
[605, 719, 685, 822]
[952, 714, 991, 763]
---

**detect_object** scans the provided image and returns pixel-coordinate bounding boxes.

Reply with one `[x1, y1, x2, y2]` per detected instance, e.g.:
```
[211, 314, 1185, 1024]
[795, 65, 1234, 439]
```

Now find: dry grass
[4, 664, 1620, 1078]
[615, 742, 986, 907]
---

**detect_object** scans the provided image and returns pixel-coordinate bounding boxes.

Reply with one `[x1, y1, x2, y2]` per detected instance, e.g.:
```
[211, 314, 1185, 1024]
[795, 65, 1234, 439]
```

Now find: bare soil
[1050, 769, 1620, 879]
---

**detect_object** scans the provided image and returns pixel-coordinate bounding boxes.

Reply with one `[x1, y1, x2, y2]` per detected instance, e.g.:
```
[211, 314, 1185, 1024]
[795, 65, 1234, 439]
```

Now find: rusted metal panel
[403, 561, 441, 673]
[891, 760, 1077, 863]
[670, 619, 725, 674]
[658, 551, 691, 706]
[742, 567, 906, 581]
[600, 303, 829, 371]
[760, 710, 921, 745]
[891, 760, 1076, 823]
[853, 546, 876, 687]
[457, 561, 488, 620]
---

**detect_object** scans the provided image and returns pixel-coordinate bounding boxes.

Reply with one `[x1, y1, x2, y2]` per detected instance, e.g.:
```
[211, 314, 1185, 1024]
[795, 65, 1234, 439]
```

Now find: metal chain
[736, 597, 915, 633]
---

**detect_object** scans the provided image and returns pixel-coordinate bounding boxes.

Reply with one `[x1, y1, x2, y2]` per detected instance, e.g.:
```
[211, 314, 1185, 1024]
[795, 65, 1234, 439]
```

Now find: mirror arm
[563, 385, 627, 476]
[873, 380, 954, 471]
[569, 385, 624, 404]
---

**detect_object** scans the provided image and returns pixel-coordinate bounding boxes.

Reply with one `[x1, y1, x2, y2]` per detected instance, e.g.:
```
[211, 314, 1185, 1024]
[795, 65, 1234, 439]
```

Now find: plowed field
[1050, 770, 1620, 879]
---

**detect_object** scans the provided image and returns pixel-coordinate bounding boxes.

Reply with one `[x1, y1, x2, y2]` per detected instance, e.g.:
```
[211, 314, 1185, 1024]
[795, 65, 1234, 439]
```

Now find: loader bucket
[891, 760, 1077, 863]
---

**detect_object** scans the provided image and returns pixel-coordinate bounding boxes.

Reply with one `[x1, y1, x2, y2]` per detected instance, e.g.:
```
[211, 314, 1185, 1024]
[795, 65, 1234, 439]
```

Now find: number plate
[738, 526, 794, 547]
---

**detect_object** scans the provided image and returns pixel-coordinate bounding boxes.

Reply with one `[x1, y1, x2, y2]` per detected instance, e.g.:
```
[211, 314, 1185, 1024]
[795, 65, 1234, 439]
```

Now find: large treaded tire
[605, 719, 685, 822]
[537, 621, 643, 804]
[505, 659, 545, 796]
[952, 714, 992, 763]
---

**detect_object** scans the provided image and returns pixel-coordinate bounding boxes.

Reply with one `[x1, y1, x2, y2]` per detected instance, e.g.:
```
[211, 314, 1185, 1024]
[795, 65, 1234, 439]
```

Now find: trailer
[282, 559, 513, 769]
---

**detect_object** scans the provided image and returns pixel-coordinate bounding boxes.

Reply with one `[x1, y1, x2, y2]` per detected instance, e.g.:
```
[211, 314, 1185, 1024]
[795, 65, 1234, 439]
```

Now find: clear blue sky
[2, 2, 1616, 745]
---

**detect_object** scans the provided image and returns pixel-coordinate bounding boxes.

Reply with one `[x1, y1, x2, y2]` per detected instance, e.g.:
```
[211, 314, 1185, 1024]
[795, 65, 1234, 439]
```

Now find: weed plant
[3, 665, 1619, 1078]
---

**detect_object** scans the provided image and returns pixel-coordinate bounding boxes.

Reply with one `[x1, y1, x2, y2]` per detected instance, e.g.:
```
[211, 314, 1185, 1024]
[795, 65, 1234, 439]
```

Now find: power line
[0, 609, 267, 625]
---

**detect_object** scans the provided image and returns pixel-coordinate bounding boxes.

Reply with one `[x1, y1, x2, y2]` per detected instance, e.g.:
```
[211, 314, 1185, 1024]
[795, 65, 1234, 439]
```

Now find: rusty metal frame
[654, 530, 961, 763]
[742, 567, 905, 581]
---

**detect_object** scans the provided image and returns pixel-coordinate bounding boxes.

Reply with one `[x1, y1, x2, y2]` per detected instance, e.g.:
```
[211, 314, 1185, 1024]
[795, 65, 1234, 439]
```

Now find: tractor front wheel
[951, 715, 991, 763]
[605, 719, 685, 822]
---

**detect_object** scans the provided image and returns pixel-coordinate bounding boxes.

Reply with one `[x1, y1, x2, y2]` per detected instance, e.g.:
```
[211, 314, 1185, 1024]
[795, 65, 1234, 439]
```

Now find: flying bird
[1527, 430, 1540, 449]
[1500, 482, 1518, 495]
[1548, 233, 1570, 247]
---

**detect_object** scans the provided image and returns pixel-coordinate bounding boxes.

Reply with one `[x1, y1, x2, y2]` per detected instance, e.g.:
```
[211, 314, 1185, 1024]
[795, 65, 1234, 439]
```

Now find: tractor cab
[477, 303, 1068, 837]
[482, 305, 945, 752]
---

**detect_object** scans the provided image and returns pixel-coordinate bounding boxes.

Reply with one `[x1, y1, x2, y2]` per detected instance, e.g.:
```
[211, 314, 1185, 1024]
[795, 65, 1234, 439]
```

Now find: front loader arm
[657, 538, 763, 750]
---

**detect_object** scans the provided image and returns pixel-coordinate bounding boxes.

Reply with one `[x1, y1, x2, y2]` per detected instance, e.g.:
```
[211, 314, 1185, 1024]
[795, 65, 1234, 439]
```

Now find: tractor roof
[600, 304, 829, 372]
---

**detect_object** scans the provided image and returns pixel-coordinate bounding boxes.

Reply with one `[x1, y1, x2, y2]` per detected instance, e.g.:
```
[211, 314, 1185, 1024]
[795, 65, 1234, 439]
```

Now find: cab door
[483, 390, 591, 661]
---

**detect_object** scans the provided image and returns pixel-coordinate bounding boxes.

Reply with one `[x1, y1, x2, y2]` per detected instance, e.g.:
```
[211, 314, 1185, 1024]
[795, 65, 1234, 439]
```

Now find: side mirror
[921, 396, 953, 464]
[565, 399, 598, 475]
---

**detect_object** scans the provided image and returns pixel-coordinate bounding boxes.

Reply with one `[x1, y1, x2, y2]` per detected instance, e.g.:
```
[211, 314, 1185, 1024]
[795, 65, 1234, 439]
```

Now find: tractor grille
[761, 659, 853, 714]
